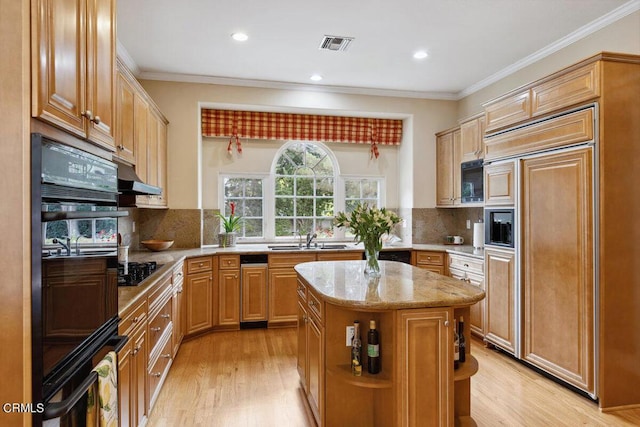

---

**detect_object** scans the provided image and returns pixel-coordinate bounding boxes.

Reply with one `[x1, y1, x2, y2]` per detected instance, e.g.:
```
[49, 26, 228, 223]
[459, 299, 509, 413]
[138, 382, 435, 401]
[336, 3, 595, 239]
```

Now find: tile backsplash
[412, 207, 483, 244]
[119, 206, 483, 249]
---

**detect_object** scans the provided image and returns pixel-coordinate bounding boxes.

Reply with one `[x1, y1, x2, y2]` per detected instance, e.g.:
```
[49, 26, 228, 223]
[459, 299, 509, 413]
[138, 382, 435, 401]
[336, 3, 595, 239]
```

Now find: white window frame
[218, 173, 269, 242]
[218, 143, 386, 243]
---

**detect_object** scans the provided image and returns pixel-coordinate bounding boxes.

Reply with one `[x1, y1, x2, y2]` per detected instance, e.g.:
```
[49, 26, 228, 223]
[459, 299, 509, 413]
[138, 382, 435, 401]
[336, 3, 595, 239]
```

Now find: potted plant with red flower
[217, 202, 242, 247]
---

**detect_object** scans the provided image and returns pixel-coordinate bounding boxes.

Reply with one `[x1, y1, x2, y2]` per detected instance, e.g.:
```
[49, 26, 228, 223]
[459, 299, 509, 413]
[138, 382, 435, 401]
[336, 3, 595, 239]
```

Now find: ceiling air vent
[319, 35, 354, 52]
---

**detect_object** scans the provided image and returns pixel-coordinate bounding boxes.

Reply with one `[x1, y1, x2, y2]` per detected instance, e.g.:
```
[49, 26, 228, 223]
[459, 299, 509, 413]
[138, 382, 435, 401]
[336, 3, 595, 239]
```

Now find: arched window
[273, 141, 337, 238]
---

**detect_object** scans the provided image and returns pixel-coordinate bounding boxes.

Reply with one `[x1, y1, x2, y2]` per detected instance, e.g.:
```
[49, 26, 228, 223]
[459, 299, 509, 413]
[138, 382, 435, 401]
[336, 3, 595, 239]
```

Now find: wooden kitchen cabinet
[435, 128, 462, 206]
[484, 160, 516, 205]
[521, 148, 594, 393]
[116, 58, 169, 208]
[268, 253, 316, 327]
[484, 248, 516, 354]
[484, 90, 531, 134]
[217, 255, 240, 328]
[185, 256, 216, 336]
[32, 0, 116, 150]
[460, 114, 485, 162]
[413, 250, 446, 275]
[241, 264, 268, 322]
[397, 308, 452, 426]
[171, 261, 185, 357]
[448, 253, 485, 338]
[118, 299, 148, 427]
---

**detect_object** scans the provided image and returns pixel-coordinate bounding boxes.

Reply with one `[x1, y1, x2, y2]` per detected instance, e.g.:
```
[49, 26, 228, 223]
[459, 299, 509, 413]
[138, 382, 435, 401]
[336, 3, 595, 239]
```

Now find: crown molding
[137, 71, 459, 100]
[116, 40, 140, 75]
[457, 0, 640, 99]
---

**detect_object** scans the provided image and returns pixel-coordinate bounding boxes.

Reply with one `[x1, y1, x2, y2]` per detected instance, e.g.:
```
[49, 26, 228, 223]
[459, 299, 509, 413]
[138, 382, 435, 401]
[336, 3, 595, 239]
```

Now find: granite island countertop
[294, 260, 485, 310]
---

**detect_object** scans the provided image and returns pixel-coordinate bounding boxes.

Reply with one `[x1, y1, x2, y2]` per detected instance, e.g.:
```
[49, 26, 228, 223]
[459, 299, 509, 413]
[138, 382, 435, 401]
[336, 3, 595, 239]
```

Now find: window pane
[314, 156, 334, 175]
[296, 177, 314, 196]
[297, 218, 314, 234]
[275, 218, 293, 237]
[275, 176, 294, 196]
[275, 197, 294, 216]
[275, 155, 295, 175]
[45, 221, 68, 244]
[244, 199, 263, 217]
[224, 178, 244, 197]
[296, 166, 314, 176]
[245, 179, 262, 197]
[317, 178, 333, 196]
[243, 219, 263, 237]
[296, 198, 314, 217]
[362, 180, 378, 198]
[345, 199, 360, 213]
[317, 218, 334, 238]
[316, 198, 334, 217]
[96, 219, 117, 242]
[345, 180, 360, 198]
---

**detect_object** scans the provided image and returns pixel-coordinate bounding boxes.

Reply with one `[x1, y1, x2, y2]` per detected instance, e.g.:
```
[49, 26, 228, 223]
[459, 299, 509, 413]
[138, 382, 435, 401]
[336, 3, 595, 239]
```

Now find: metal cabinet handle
[464, 263, 469, 267]
[161, 353, 171, 359]
[427, 256, 431, 260]
[160, 314, 170, 319]
[151, 327, 162, 332]
[199, 262, 204, 267]
[152, 372, 162, 378]
[309, 300, 315, 306]
[81, 110, 93, 120]
[92, 115, 101, 124]
[444, 321, 449, 327]
[132, 316, 139, 323]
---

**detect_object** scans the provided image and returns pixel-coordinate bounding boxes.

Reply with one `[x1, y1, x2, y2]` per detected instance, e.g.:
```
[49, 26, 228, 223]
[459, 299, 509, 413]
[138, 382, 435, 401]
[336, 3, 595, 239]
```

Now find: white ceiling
[117, 0, 638, 100]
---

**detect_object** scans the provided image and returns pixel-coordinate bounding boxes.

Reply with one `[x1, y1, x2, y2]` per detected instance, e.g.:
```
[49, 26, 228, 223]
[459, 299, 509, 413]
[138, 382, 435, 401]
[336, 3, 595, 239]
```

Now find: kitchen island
[295, 260, 485, 427]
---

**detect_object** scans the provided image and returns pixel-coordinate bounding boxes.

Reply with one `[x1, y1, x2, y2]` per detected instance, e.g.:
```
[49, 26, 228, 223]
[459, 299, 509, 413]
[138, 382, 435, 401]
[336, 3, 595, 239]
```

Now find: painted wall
[140, 80, 457, 210]
[457, 10, 640, 119]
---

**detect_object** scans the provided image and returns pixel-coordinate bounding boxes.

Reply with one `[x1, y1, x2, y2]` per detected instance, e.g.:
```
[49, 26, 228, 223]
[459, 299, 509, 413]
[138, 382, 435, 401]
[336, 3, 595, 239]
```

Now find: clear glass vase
[363, 238, 382, 277]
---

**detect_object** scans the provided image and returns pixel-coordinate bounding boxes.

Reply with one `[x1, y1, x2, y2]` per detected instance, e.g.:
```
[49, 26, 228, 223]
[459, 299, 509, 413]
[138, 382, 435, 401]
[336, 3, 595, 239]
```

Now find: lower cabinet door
[484, 248, 516, 354]
[307, 314, 323, 424]
[117, 338, 133, 427]
[397, 308, 452, 427]
[297, 300, 308, 389]
[218, 270, 240, 327]
[268, 268, 298, 325]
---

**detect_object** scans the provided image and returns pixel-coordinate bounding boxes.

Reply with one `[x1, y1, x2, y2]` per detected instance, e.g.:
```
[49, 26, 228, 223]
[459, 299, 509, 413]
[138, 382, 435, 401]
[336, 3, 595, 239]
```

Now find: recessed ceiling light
[310, 74, 323, 82]
[413, 50, 428, 60]
[231, 32, 249, 42]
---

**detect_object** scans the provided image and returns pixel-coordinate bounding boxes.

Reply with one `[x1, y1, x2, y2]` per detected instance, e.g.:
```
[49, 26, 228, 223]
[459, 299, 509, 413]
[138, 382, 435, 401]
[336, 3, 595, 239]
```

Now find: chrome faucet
[52, 237, 71, 256]
[306, 232, 317, 249]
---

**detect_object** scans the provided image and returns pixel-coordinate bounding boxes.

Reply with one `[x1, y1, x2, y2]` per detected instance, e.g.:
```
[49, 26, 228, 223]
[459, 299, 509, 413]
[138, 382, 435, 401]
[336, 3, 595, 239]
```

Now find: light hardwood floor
[148, 329, 640, 427]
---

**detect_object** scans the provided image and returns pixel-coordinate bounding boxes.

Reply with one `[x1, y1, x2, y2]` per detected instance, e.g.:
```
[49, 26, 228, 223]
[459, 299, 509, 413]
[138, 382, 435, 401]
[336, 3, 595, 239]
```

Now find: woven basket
[218, 232, 237, 248]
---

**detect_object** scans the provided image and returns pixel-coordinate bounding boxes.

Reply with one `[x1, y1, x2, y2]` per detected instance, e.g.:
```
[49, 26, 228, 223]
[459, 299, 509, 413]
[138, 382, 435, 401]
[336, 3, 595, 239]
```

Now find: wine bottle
[351, 321, 362, 376]
[453, 318, 460, 370]
[459, 316, 466, 364]
[367, 320, 380, 374]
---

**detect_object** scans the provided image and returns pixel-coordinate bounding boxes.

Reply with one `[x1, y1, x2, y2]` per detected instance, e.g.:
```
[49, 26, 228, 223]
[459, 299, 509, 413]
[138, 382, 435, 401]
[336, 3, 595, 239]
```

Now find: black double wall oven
[31, 134, 127, 426]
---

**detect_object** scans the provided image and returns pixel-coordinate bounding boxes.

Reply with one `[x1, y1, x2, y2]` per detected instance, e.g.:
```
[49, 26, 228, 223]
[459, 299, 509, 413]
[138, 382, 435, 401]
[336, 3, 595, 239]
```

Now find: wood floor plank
[147, 329, 640, 427]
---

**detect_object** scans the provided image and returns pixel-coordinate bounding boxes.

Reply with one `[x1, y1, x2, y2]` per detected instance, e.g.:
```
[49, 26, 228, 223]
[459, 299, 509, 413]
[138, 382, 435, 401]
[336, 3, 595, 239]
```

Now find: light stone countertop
[118, 243, 484, 314]
[294, 260, 485, 310]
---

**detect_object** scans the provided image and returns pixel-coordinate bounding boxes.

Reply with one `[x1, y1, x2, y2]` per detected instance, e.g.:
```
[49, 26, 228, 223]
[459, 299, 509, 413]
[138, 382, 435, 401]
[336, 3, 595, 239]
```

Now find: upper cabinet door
[32, 0, 116, 150]
[32, 0, 87, 138]
[85, 0, 116, 147]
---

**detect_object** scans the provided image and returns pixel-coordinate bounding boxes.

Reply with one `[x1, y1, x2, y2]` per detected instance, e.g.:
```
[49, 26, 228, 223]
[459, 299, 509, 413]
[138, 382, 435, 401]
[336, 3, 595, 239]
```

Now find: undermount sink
[268, 245, 306, 251]
[267, 244, 349, 251]
[319, 244, 347, 250]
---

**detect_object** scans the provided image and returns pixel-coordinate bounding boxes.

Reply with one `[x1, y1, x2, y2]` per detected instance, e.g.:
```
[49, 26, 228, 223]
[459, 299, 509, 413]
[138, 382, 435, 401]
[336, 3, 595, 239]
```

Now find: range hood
[116, 162, 162, 196]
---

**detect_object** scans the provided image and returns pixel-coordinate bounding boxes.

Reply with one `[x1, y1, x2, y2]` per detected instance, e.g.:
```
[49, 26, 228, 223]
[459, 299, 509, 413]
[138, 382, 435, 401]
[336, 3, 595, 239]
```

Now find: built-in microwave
[484, 208, 514, 248]
[461, 160, 483, 203]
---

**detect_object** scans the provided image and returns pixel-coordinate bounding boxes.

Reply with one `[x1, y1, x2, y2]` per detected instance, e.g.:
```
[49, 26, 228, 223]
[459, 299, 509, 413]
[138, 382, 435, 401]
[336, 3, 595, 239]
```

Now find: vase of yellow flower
[334, 203, 402, 277]
[217, 202, 242, 247]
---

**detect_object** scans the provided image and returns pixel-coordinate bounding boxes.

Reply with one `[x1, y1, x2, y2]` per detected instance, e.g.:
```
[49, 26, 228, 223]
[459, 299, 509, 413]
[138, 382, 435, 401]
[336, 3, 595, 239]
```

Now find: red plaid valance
[201, 109, 403, 158]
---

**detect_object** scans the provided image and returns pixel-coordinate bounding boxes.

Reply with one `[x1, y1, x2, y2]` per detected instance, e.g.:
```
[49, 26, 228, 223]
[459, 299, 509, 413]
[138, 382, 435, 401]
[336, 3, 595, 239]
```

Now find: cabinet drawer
[531, 62, 600, 118]
[119, 299, 147, 336]
[268, 253, 316, 269]
[484, 90, 531, 133]
[147, 271, 172, 313]
[415, 251, 445, 266]
[187, 256, 213, 274]
[448, 254, 484, 275]
[172, 261, 184, 287]
[316, 251, 363, 261]
[219, 255, 240, 270]
[296, 279, 307, 301]
[44, 257, 106, 277]
[148, 331, 172, 410]
[307, 289, 323, 325]
[148, 294, 172, 353]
